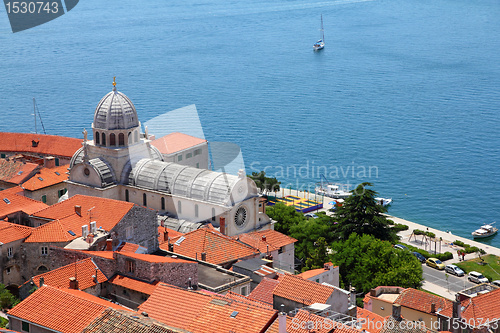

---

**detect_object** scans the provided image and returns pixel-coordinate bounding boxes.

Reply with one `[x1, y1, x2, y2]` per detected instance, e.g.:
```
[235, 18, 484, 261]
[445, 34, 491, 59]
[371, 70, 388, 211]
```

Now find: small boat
[315, 183, 351, 199]
[375, 197, 392, 207]
[472, 223, 498, 239]
[313, 14, 325, 51]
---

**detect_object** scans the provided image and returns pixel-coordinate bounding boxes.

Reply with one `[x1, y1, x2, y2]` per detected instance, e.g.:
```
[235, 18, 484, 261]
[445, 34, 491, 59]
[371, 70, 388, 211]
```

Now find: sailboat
[313, 15, 325, 51]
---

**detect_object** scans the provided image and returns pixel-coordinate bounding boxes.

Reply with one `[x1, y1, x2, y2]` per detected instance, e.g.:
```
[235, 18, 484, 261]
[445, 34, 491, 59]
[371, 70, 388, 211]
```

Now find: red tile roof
[272, 274, 334, 306]
[24, 258, 107, 290]
[248, 278, 280, 305]
[158, 226, 184, 244]
[0, 192, 49, 218]
[440, 287, 500, 324]
[118, 252, 193, 264]
[139, 283, 277, 333]
[163, 228, 259, 265]
[82, 251, 116, 259]
[108, 275, 159, 295]
[394, 288, 452, 314]
[235, 229, 297, 253]
[0, 221, 32, 244]
[266, 309, 361, 333]
[357, 307, 385, 333]
[7, 285, 129, 333]
[223, 291, 274, 310]
[21, 164, 69, 191]
[118, 242, 141, 253]
[151, 132, 206, 155]
[0, 132, 83, 158]
[0, 159, 39, 185]
[26, 195, 135, 243]
[297, 263, 337, 280]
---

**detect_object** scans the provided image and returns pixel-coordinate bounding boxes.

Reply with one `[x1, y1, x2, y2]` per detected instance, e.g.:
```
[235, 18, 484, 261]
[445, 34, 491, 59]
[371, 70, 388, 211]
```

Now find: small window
[278, 247, 284, 254]
[211, 208, 216, 222]
[58, 189, 66, 198]
[126, 260, 135, 273]
[241, 286, 247, 296]
[119, 133, 125, 146]
[41, 195, 47, 203]
[125, 189, 129, 202]
[186, 153, 192, 159]
[178, 155, 183, 162]
[195, 204, 199, 218]
[0, 153, 5, 158]
[126, 226, 133, 239]
[7, 247, 13, 257]
[22, 321, 30, 332]
[41, 247, 48, 255]
[143, 193, 147, 206]
[161, 197, 165, 210]
[194, 149, 202, 156]
[6, 267, 11, 275]
[196, 163, 199, 168]
[95, 131, 100, 145]
[55, 158, 60, 166]
[110, 133, 116, 146]
[37, 265, 48, 273]
[102, 133, 106, 146]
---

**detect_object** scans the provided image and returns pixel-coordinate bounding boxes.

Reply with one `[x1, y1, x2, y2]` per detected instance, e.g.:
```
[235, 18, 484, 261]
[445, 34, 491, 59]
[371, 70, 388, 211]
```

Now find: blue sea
[1, 0, 499, 245]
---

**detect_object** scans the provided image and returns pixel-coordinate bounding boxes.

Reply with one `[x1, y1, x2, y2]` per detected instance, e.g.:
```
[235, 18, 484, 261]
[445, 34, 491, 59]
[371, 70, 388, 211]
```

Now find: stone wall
[25, 182, 67, 206]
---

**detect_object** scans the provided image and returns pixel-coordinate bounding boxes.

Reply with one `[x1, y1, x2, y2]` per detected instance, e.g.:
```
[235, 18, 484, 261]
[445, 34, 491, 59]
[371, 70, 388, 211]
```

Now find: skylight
[68, 230, 76, 236]
[174, 236, 186, 246]
[3, 198, 11, 204]
[38, 177, 43, 181]
[17, 171, 23, 175]
[230, 311, 239, 318]
[55, 171, 60, 175]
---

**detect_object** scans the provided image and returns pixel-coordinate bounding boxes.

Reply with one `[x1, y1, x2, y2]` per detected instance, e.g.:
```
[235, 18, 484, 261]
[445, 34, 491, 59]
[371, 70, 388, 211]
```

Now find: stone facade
[23, 182, 68, 206]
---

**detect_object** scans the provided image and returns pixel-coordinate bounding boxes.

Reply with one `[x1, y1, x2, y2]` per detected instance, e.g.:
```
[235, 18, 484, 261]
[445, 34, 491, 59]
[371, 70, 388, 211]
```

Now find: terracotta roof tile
[272, 274, 334, 305]
[21, 164, 69, 191]
[0, 159, 39, 185]
[82, 308, 182, 333]
[7, 286, 129, 333]
[82, 251, 116, 259]
[248, 278, 280, 305]
[139, 283, 277, 333]
[0, 132, 82, 158]
[108, 275, 159, 295]
[158, 226, 184, 244]
[118, 242, 141, 253]
[297, 263, 337, 280]
[26, 195, 135, 243]
[0, 221, 32, 244]
[0, 192, 49, 217]
[440, 287, 500, 324]
[118, 252, 194, 264]
[23, 258, 107, 290]
[223, 291, 274, 309]
[266, 309, 361, 333]
[162, 228, 259, 265]
[151, 132, 206, 155]
[379, 316, 431, 333]
[236, 229, 297, 253]
[357, 307, 385, 333]
[394, 288, 452, 314]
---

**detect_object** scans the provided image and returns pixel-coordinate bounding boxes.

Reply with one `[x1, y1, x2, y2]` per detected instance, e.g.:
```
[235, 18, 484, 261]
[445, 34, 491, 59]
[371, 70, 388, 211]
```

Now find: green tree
[248, 171, 280, 195]
[0, 283, 19, 310]
[334, 182, 396, 242]
[331, 234, 423, 293]
[266, 203, 306, 234]
[304, 237, 330, 271]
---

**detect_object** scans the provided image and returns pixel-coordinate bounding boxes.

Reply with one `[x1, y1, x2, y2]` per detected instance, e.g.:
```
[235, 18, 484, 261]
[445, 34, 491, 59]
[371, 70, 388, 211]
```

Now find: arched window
[134, 131, 139, 143]
[143, 193, 147, 206]
[95, 132, 100, 144]
[119, 133, 125, 146]
[110, 133, 116, 146]
[37, 265, 48, 273]
[212, 208, 216, 222]
[177, 201, 182, 214]
[125, 189, 129, 202]
[161, 197, 165, 210]
[101, 133, 106, 146]
[128, 132, 132, 144]
[195, 204, 199, 218]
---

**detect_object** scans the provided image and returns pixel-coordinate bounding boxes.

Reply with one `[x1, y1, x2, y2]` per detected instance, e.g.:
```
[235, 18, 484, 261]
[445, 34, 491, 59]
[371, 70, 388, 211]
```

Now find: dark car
[394, 244, 408, 251]
[412, 252, 426, 263]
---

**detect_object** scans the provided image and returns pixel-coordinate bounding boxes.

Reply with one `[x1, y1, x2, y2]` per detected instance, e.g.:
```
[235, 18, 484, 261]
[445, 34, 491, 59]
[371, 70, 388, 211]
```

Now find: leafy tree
[304, 237, 330, 271]
[331, 233, 423, 294]
[266, 203, 306, 235]
[0, 283, 19, 309]
[248, 171, 280, 195]
[334, 182, 396, 242]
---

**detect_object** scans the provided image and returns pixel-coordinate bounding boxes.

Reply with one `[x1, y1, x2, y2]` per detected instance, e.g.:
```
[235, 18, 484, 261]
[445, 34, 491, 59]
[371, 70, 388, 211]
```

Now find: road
[422, 265, 476, 294]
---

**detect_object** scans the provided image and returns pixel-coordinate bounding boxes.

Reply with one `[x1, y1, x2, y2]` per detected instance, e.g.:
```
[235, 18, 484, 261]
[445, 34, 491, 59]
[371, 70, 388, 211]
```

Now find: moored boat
[472, 223, 498, 239]
[313, 14, 325, 51]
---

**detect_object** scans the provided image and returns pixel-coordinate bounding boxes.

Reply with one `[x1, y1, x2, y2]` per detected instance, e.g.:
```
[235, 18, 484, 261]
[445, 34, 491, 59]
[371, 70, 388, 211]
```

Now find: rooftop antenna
[32, 98, 47, 134]
[88, 206, 95, 223]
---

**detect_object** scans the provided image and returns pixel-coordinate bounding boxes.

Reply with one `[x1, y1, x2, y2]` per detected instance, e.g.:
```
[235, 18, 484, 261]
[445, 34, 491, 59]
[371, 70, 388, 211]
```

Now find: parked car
[445, 264, 465, 277]
[394, 244, 408, 251]
[426, 258, 445, 270]
[304, 213, 319, 219]
[491, 280, 500, 287]
[412, 252, 427, 263]
[468, 271, 489, 284]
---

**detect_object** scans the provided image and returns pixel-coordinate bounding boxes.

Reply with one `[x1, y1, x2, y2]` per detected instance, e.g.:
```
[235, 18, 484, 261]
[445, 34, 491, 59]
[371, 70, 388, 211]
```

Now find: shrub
[454, 240, 486, 255]
[392, 224, 409, 232]
[435, 252, 453, 261]
[400, 243, 452, 262]
[413, 229, 435, 238]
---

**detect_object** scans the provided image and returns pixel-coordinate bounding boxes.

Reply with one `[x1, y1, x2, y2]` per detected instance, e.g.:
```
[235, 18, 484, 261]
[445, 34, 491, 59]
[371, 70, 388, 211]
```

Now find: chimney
[141, 312, 148, 317]
[74, 205, 82, 216]
[452, 301, 462, 319]
[94, 269, 98, 283]
[168, 243, 174, 252]
[69, 277, 79, 290]
[160, 219, 164, 227]
[350, 287, 356, 306]
[324, 263, 330, 270]
[392, 304, 402, 321]
[188, 277, 193, 290]
[163, 230, 168, 243]
[262, 235, 267, 242]
[370, 289, 377, 297]
[430, 302, 436, 314]
[201, 252, 207, 261]
[31, 140, 39, 147]
[220, 217, 226, 235]
[44, 156, 56, 168]
[39, 277, 44, 286]
[278, 305, 287, 333]
[106, 238, 113, 251]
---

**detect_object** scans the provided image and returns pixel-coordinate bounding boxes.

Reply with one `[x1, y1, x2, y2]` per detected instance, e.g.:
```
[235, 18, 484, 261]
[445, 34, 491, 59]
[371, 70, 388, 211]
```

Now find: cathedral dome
[93, 83, 139, 131]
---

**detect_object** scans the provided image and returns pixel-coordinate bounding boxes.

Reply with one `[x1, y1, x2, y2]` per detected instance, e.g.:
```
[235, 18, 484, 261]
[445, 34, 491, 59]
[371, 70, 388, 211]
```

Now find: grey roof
[161, 216, 205, 233]
[93, 89, 139, 130]
[129, 158, 251, 205]
[89, 157, 116, 187]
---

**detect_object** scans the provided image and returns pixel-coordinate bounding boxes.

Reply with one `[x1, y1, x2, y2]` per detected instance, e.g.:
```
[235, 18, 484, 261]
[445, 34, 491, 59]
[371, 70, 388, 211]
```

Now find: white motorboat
[313, 14, 325, 51]
[315, 183, 351, 199]
[375, 197, 392, 207]
[472, 223, 498, 239]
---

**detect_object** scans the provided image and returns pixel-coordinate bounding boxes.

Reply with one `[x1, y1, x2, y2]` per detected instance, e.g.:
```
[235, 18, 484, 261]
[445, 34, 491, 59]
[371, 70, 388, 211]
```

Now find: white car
[445, 264, 465, 277]
[468, 271, 489, 284]
[304, 213, 319, 219]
